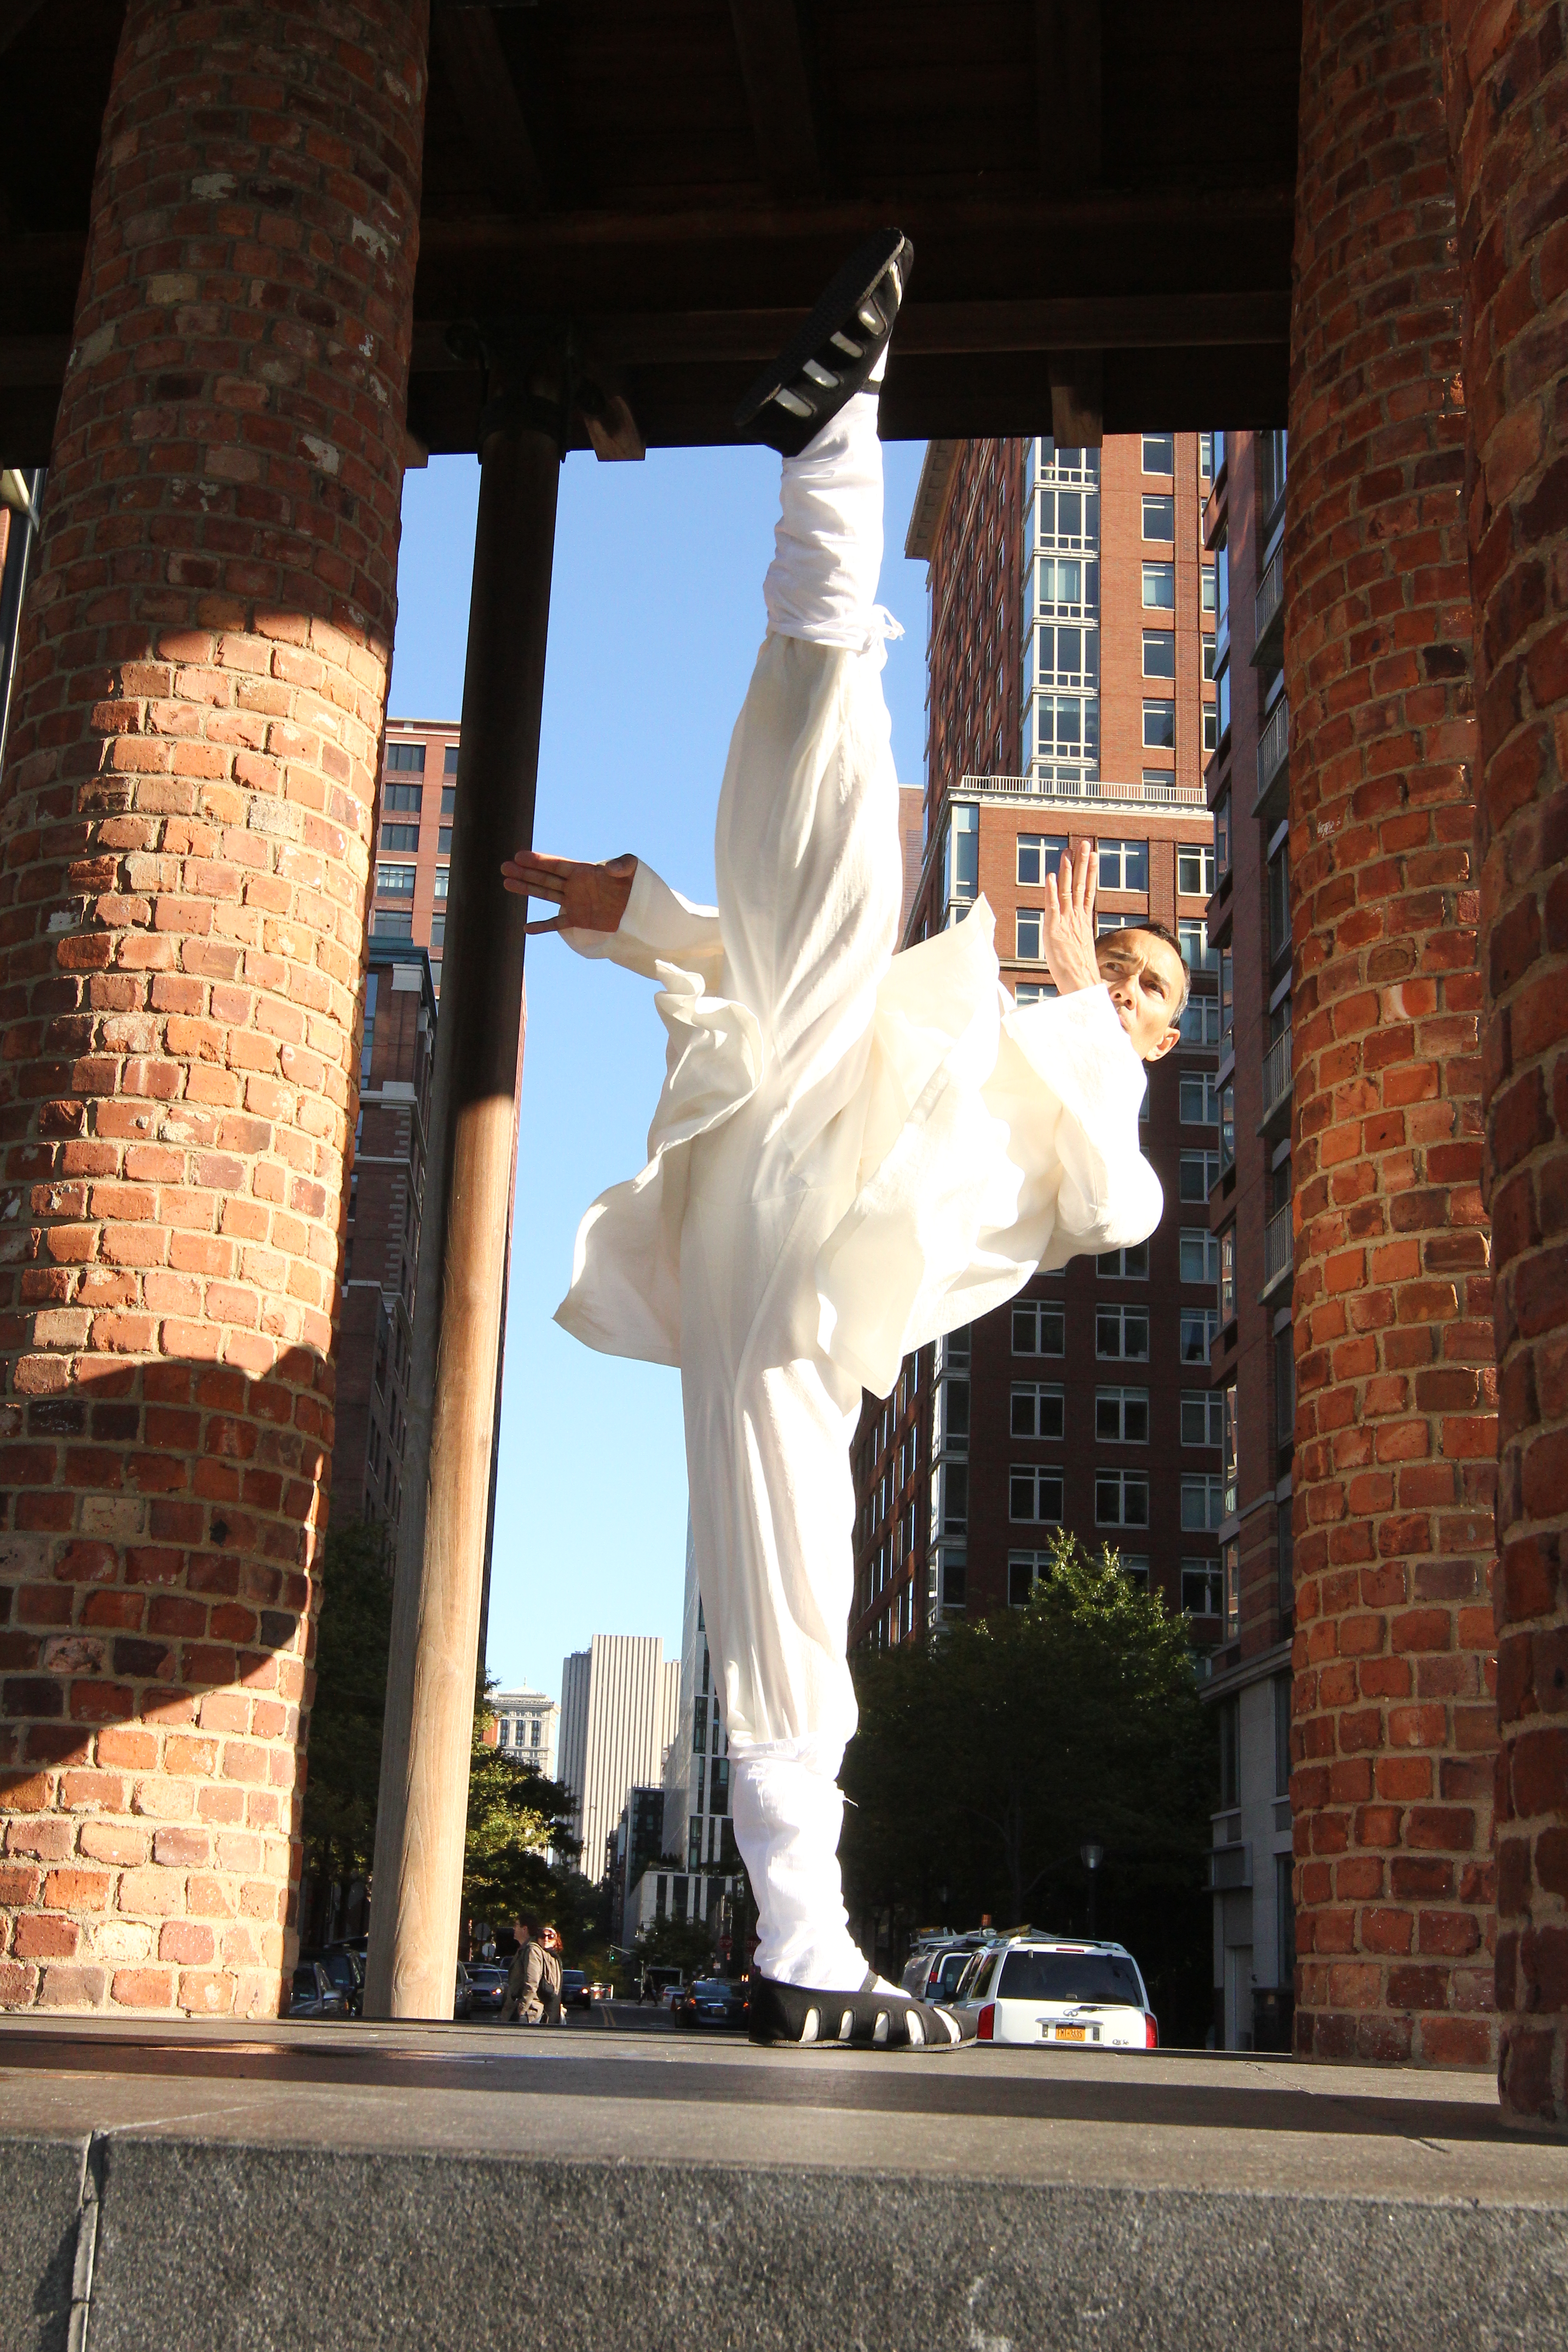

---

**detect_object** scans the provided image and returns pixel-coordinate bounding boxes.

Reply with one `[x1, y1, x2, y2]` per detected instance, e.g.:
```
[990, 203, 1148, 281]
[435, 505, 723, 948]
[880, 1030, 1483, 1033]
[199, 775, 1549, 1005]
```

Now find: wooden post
[363, 332, 563, 2021]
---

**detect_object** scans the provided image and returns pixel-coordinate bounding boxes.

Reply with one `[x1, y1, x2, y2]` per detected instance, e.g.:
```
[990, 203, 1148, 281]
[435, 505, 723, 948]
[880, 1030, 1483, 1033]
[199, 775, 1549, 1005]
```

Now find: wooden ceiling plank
[433, 5, 548, 215]
[728, 0, 826, 198]
[0, 0, 46, 61]
[1035, 0, 1102, 187]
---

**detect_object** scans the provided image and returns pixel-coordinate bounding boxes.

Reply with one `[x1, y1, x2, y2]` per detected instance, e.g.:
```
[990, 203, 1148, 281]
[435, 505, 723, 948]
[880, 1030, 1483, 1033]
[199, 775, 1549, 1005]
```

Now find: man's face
[1095, 930, 1186, 1062]
[513, 1920, 529, 1943]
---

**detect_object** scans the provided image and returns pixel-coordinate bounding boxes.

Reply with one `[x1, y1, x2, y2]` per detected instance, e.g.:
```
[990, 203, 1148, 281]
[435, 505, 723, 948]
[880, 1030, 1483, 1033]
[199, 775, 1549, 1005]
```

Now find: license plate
[1051, 2024, 1088, 2042]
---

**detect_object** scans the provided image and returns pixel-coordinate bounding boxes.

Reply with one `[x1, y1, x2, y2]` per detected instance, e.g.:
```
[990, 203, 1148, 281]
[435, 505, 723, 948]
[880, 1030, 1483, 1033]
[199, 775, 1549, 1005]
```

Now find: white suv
[953, 1936, 1157, 2049]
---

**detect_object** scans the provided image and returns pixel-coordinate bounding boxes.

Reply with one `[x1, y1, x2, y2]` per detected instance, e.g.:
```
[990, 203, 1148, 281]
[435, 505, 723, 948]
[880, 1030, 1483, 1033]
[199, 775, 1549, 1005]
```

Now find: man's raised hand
[500, 849, 637, 937]
[1039, 839, 1103, 996]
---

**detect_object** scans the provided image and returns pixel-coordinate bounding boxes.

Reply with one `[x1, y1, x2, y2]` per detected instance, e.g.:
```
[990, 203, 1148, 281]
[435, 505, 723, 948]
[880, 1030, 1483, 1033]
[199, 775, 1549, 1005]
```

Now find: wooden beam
[728, 0, 824, 198]
[434, 5, 547, 213]
[1035, 0, 1102, 186]
[1050, 349, 1103, 449]
[0, 0, 46, 60]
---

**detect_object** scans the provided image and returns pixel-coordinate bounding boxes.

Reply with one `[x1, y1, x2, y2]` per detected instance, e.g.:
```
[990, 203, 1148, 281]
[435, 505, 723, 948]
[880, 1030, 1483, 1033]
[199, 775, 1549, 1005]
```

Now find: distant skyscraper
[558, 1635, 680, 1885]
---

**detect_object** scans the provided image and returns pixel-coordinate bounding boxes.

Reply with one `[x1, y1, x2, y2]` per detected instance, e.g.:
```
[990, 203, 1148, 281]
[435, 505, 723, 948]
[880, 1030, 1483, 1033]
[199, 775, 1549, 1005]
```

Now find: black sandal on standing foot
[732, 228, 914, 458]
[748, 1971, 969, 2048]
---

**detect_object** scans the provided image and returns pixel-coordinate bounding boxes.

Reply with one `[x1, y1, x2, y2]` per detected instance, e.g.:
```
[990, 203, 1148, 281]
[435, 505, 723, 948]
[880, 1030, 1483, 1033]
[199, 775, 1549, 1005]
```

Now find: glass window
[1095, 1387, 1150, 1443]
[1016, 909, 1043, 961]
[1181, 1309, 1220, 1364]
[1011, 1384, 1065, 1440]
[443, 743, 460, 774]
[1200, 432, 1214, 480]
[1220, 1226, 1237, 1323]
[1142, 629, 1176, 679]
[1013, 1300, 1065, 1356]
[1142, 494, 1176, 541]
[1010, 1465, 1064, 1523]
[429, 918, 445, 952]
[385, 742, 426, 773]
[1013, 979, 1057, 1006]
[941, 1462, 969, 1535]
[1182, 1474, 1225, 1532]
[1223, 1540, 1241, 1641]
[381, 822, 419, 852]
[1182, 1559, 1223, 1618]
[376, 864, 416, 897]
[1204, 705, 1219, 754]
[1098, 1241, 1150, 1279]
[942, 1378, 970, 1445]
[1009, 1553, 1048, 1607]
[1203, 639, 1217, 682]
[1215, 793, 1231, 877]
[1016, 833, 1068, 886]
[1181, 1390, 1224, 1448]
[383, 781, 423, 813]
[1096, 1470, 1150, 1528]
[1179, 917, 1217, 972]
[1143, 700, 1176, 750]
[1180, 1149, 1221, 1202]
[1096, 1306, 1150, 1360]
[1268, 842, 1291, 962]
[1098, 838, 1149, 891]
[372, 911, 413, 940]
[1179, 992, 1220, 1045]
[1142, 561, 1176, 609]
[1142, 433, 1175, 475]
[434, 866, 449, 901]
[439, 826, 452, 855]
[441, 784, 456, 816]
[1201, 561, 1217, 614]
[1180, 1227, 1220, 1284]
[1180, 1073, 1220, 1127]
[999, 1949, 1145, 2005]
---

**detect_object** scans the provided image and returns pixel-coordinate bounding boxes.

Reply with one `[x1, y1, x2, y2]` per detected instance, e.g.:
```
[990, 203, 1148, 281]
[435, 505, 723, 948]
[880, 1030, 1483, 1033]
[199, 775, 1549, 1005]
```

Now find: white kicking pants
[685, 381, 901, 1991]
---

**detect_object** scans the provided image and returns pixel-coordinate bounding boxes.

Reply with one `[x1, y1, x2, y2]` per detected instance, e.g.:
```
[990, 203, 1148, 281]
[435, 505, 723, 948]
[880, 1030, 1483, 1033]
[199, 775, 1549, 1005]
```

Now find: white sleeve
[559, 859, 724, 985]
[1006, 985, 1164, 1257]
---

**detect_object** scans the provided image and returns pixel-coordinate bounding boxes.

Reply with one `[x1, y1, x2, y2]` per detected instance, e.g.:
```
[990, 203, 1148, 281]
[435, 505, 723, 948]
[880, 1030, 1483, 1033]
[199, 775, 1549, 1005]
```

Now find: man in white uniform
[505, 235, 1188, 2047]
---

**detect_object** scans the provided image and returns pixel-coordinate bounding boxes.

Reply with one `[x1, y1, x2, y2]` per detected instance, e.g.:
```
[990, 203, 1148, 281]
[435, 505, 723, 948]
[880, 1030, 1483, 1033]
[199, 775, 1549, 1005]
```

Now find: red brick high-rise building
[852, 434, 1219, 1653]
[371, 718, 462, 992]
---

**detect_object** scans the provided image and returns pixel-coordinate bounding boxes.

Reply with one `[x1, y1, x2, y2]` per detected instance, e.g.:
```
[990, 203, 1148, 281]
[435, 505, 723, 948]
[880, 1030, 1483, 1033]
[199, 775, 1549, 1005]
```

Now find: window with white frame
[1016, 833, 1068, 886]
[1142, 493, 1175, 540]
[1202, 561, 1217, 613]
[1177, 843, 1216, 896]
[1179, 916, 1218, 972]
[1181, 1558, 1223, 1617]
[1098, 1240, 1150, 1279]
[1096, 1305, 1150, 1360]
[1096, 1470, 1150, 1528]
[1142, 700, 1176, 749]
[1098, 838, 1149, 892]
[1204, 705, 1219, 753]
[1010, 1464, 1064, 1523]
[1013, 1299, 1065, 1356]
[1181, 1308, 1220, 1363]
[1011, 1383, 1065, 1439]
[1095, 1387, 1150, 1443]
[1008, 1551, 1052, 1606]
[434, 866, 449, 900]
[1142, 432, 1175, 474]
[1180, 1150, 1220, 1202]
[1180, 1072, 1221, 1126]
[1013, 979, 1058, 1006]
[1179, 993, 1220, 1045]
[1142, 629, 1176, 678]
[1016, 908, 1044, 961]
[1119, 1553, 1151, 1589]
[376, 864, 416, 897]
[1182, 1474, 1225, 1531]
[1180, 1227, 1220, 1284]
[1181, 1391, 1225, 1447]
[1035, 484, 1100, 548]
[1142, 561, 1176, 608]
[1034, 554, 1099, 614]
[1035, 622, 1098, 686]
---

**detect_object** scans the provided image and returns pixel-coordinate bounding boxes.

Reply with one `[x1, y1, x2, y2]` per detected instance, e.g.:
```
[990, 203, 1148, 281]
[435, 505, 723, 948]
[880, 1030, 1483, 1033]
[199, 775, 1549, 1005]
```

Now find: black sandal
[749, 1971, 970, 2048]
[733, 228, 913, 457]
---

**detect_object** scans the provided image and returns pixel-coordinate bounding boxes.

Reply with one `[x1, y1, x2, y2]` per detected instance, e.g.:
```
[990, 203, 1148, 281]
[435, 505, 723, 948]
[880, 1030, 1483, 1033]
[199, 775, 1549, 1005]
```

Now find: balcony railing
[1263, 1204, 1294, 1297]
[1255, 697, 1289, 811]
[960, 772, 1206, 809]
[1253, 539, 1284, 662]
[1261, 1027, 1293, 1125]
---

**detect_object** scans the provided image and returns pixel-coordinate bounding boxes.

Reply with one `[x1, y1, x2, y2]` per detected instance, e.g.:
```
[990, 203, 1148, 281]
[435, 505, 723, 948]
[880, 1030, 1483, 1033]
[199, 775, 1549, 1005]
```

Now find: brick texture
[0, 1, 428, 2015]
[1446, 0, 1568, 2127]
[1285, 0, 1499, 2068]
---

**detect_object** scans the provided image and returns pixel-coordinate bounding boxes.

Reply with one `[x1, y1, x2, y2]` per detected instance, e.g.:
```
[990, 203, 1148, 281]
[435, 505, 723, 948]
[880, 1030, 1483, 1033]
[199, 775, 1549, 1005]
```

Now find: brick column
[1286, 0, 1498, 2067]
[1446, 0, 1568, 2128]
[0, 1, 427, 2017]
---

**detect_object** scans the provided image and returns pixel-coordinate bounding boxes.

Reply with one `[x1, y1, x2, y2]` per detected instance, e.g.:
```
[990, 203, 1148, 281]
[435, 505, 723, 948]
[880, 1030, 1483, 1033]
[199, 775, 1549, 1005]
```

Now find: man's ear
[1146, 1025, 1182, 1064]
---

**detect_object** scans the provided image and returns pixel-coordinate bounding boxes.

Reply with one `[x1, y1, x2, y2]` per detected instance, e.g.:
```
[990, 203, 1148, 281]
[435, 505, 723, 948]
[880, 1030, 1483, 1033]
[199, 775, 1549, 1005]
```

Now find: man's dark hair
[1096, 918, 1191, 1014]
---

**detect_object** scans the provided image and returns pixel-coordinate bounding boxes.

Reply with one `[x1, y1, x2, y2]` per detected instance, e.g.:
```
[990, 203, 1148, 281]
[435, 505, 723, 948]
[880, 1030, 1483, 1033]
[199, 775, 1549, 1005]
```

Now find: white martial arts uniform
[557, 387, 1161, 1990]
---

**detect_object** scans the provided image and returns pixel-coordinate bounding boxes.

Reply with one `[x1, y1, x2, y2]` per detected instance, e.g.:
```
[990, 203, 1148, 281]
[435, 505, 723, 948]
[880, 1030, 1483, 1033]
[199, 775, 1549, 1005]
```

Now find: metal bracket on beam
[445, 318, 645, 461]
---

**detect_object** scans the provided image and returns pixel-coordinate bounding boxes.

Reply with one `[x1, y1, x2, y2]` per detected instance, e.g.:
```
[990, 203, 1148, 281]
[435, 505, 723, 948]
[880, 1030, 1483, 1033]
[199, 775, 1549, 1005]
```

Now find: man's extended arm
[502, 848, 724, 983]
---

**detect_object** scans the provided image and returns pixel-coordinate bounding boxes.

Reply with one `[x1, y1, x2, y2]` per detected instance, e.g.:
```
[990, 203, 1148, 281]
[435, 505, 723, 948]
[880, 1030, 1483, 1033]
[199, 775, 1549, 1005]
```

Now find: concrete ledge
[4, 2017, 1567, 2351]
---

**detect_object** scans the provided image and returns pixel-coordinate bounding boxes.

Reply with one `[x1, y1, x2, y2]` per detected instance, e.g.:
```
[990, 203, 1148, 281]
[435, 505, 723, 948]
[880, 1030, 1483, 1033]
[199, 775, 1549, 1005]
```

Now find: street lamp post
[1080, 1842, 1104, 1940]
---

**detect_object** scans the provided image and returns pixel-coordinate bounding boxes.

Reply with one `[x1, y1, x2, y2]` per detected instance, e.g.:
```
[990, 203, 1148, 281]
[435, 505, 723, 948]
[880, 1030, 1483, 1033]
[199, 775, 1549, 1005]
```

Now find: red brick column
[1446, 0, 1568, 2128]
[1286, 0, 1498, 2068]
[0, 1, 427, 2016]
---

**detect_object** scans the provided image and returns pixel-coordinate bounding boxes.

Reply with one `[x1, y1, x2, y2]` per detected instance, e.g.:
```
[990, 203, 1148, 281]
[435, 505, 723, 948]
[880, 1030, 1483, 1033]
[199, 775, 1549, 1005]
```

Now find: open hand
[1039, 840, 1102, 995]
[500, 849, 637, 936]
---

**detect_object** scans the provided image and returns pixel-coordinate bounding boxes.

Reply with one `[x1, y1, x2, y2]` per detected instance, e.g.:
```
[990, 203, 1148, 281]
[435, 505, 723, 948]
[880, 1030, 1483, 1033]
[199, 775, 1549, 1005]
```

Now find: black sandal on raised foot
[733, 228, 914, 458]
[749, 1971, 970, 2049]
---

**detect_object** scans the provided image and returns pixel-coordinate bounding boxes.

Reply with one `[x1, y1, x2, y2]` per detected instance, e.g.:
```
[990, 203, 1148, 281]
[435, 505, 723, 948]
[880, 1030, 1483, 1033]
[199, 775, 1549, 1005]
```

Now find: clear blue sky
[388, 437, 932, 1704]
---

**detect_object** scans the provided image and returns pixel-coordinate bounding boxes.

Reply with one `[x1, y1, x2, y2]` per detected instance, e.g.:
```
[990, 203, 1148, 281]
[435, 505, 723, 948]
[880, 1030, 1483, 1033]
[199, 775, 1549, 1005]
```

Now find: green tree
[300, 1518, 395, 1889]
[840, 1532, 1215, 2043]
[461, 1704, 580, 1925]
[634, 1913, 717, 1982]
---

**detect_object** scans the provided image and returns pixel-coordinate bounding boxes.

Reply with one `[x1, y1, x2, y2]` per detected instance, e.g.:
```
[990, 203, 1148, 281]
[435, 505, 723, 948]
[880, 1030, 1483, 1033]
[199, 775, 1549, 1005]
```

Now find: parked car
[643, 1966, 684, 2005]
[671, 1978, 749, 2029]
[560, 1969, 595, 2012]
[453, 1961, 475, 2020]
[288, 1960, 350, 2021]
[951, 1937, 1157, 2050]
[466, 1964, 509, 2019]
[307, 1945, 364, 2016]
[901, 1937, 994, 2006]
